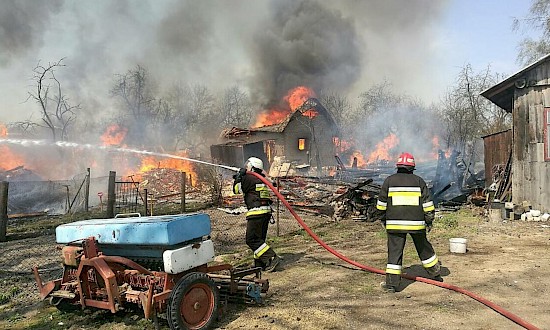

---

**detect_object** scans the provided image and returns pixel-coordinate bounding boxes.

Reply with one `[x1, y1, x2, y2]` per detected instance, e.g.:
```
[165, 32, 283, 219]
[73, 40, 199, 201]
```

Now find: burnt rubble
[261, 149, 486, 221]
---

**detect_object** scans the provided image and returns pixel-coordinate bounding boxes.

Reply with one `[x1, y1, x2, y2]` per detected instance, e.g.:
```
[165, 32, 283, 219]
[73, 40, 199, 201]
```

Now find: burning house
[482, 53, 550, 211]
[210, 98, 340, 172]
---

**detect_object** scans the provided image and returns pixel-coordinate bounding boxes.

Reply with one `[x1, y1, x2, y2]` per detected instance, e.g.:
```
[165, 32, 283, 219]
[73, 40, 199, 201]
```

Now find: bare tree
[160, 83, 216, 152]
[514, 0, 550, 65]
[319, 90, 352, 128]
[110, 65, 157, 146]
[26, 58, 80, 141]
[218, 86, 251, 128]
[440, 64, 510, 152]
[356, 80, 404, 118]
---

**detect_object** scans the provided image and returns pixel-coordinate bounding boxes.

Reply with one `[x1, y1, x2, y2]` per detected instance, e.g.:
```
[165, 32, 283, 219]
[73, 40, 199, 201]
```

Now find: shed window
[298, 138, 306, 151]
[545, 108, 550, 161]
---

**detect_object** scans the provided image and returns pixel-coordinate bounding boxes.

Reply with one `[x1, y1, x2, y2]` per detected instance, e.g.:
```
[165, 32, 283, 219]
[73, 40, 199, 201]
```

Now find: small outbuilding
[210, 98, 340, 172]
[481, 54, 550, 211]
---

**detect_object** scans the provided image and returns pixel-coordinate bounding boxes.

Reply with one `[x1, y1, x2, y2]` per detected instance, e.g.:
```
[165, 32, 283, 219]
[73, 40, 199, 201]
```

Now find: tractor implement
[33, 213, 268, 330]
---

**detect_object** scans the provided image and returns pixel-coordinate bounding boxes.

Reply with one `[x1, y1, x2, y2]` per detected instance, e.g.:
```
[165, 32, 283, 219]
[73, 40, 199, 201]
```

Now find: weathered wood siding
[283, 111, 338, 167]
[482, 130, 512, 186]
[512, 61, 550, 210]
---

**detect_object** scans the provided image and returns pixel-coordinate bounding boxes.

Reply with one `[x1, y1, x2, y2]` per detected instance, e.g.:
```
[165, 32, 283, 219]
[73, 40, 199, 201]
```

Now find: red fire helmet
[396, 152, 415, 167]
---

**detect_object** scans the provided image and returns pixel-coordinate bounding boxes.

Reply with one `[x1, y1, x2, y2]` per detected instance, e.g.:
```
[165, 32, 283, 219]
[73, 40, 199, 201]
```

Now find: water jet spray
[0, 138, 240, 173]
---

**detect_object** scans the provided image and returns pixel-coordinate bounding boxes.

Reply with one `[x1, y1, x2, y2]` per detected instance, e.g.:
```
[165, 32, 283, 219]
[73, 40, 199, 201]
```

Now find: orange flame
[367, 133, 399, 163]
[252, 109, 291, 128]
[131, 151, 197, 186]
[252, 86, 317, 128]
[284, 86, 316, 111]
[0, 124, 25, 171]
[350, 150, 367, 168]
[101, 124, 128, 146]
[431, 136, 451, 159]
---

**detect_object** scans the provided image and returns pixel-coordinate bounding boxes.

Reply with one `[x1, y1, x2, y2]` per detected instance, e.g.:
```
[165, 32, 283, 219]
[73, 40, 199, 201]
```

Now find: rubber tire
[167, 272, 219, 330]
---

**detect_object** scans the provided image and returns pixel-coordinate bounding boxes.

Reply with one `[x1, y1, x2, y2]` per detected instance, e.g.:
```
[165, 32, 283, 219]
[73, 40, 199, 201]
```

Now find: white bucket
[449, 238, 468, 254]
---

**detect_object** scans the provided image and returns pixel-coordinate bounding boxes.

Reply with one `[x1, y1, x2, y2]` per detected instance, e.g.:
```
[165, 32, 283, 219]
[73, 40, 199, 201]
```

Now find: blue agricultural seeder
[33, 213, 268, 330]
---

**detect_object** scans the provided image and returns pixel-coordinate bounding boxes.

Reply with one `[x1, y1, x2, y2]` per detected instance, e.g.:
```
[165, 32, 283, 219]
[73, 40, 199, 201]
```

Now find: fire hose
[246, 170, 540, 330]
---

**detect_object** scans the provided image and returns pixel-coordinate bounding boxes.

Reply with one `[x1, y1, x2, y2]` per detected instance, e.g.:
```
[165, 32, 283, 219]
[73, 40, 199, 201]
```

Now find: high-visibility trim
[255, 183, 271, 199]
[388, 187, 421, 193]
[423, 201, 435, 212]
[386, 220, 426, 231]
[422, 254, 439, 268]
[388, 188, 421, 206]
[388, 191, 421, 197]
[386, 264, 402, 275]
[233, 182, 242, 194]
[376, 200, 387, 210]
[254, 243, 270, 259]
[246, 206, 271, 217]
[391, 195, 420, 206]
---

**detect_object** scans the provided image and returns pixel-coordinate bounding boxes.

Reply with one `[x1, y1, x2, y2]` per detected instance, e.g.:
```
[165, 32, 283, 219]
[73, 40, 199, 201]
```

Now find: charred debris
[262, 149, 485, 221]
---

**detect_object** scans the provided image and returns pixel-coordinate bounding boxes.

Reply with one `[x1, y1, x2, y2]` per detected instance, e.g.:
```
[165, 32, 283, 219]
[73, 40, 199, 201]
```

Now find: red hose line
[250, 171, 540, 330]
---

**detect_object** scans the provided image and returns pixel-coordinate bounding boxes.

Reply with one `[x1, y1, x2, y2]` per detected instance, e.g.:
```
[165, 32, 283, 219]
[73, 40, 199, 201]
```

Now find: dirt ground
[1, 206, 550, 330]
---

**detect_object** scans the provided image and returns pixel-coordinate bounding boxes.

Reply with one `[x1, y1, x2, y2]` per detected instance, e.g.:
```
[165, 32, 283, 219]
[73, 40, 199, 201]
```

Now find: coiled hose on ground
[249, 171, 540, 330]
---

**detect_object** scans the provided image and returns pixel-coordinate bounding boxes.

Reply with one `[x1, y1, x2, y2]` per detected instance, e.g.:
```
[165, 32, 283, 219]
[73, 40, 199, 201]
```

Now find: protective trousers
[246, 213, 276, 268]
[386, 231, 439, 289]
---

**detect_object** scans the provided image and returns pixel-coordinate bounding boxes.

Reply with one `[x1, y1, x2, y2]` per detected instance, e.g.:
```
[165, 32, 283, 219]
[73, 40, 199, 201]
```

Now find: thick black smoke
[249, 0, 362, 106]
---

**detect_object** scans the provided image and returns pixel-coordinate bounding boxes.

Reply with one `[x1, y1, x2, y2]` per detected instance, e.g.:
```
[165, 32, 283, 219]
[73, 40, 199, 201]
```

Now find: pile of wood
[492, 151, 512, 202]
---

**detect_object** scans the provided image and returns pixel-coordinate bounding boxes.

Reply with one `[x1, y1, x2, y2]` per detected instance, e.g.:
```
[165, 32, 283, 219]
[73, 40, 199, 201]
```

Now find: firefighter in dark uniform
[233, 157, 281, 272]
[376, 152, 441, 292]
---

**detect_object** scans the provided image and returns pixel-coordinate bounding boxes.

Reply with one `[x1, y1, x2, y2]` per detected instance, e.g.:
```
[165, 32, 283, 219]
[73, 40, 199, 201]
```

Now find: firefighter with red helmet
[376, 152, 441, 292]
[233, 157, 281, 272]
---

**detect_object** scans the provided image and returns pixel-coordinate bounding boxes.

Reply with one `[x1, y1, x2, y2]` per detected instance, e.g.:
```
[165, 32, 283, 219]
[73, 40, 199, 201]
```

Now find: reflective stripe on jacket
[376, 170, 434, 233]
[233, 172, 272, 217]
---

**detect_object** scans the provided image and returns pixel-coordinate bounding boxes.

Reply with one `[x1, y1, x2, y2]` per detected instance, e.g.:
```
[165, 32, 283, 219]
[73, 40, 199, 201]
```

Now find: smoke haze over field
[0, 0, 449, 123]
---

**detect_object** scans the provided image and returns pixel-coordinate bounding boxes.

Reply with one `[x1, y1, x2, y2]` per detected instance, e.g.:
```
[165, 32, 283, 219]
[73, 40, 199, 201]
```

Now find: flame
[350, 150, 367, 168]
[101, 124, 128, 146]
[252, 86, 317, 128]
[302, 109, 318, 118]
[131, 151, 197, 186]
[431, 136, 451, 159]
[0, 124, 25, 171]
[367, 133, 399, 163]
[284, 86, 316, 111]
[252, 108, 291, 128]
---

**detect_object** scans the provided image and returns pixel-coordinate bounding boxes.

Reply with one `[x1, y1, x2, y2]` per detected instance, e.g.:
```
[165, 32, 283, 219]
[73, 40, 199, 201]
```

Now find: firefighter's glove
[233, 168, 247, 182]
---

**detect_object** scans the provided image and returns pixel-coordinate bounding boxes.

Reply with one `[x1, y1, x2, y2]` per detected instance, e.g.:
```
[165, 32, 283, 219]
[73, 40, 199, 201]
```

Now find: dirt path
[1, 207, 549, 330]
[216, 209, 550, 330]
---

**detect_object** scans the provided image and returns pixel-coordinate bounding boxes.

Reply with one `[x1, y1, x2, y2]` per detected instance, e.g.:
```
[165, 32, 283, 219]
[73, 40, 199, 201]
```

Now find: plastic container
[449, 238, 468, 254]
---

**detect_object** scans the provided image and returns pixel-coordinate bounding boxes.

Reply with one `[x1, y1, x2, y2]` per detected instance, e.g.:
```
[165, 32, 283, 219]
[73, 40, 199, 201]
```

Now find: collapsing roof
[220, 98, 339, 139]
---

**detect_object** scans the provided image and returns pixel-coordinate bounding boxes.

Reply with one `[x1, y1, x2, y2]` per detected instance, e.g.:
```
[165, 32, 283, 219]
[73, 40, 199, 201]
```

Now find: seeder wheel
[167, 272, 219, 330]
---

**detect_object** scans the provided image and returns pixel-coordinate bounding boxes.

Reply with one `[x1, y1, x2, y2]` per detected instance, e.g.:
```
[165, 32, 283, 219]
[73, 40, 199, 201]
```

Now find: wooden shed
[210, 98, 340, 171]
[481, 54, 550, 211]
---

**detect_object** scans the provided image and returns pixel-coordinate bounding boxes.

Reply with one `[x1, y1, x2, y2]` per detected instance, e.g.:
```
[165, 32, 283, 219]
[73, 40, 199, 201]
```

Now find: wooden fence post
[181, 172, 186, 213]
[0, 182, 9, 242]
[107, 171, 116, 218]
[84, 168, 90, 212]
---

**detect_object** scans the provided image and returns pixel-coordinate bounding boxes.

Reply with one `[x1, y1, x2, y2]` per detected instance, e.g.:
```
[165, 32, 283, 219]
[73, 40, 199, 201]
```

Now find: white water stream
[0, 138, 239, 172]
